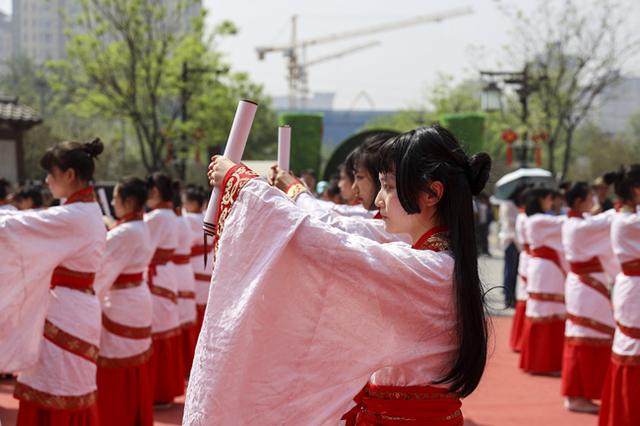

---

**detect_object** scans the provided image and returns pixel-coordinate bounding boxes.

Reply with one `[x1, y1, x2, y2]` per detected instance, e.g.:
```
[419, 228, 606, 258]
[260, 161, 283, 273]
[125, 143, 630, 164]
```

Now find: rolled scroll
[202, 99, 258, 237]
[277, 125, 291, 171]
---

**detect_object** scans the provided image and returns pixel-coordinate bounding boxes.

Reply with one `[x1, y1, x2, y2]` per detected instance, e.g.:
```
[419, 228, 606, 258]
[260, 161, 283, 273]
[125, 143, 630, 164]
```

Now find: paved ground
[0, 249, 600, 425]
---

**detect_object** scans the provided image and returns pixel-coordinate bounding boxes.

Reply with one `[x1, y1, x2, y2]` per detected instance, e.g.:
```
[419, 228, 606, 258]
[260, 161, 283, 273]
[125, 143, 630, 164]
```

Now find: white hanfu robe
[515, 211, 529, 303]
[290, 184, 410, 244]
[307, 197, 375, 219]
[184, 167, 459, 425]
[94, 217, 154, 365]
[183, 211, 213, 324]
[175, 215, 197, 328]
[0, 189, 106, 409]
[599, 209, 640, 426]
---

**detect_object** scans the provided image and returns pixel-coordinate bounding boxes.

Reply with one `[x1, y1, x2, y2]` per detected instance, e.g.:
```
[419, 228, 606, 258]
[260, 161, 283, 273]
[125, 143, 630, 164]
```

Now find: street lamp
[481, 81, 502, 112]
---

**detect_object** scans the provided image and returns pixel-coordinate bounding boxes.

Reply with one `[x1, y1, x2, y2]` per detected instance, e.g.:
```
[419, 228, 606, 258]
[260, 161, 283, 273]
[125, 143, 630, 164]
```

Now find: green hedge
[277, 112, 323, 174]
[440, 112, 486, 154]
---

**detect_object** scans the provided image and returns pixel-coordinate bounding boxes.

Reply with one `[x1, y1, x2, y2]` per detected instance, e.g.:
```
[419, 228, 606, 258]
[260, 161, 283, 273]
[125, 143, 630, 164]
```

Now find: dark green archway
[323, 129, 400, 180]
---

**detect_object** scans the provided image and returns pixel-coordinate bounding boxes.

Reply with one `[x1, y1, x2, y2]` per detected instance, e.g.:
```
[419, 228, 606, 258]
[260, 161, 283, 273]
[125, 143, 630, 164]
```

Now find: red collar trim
[64, 187, 96, 205]
[373, 211, 382, 219]
[567, 210, 583, 219]
[518, 208, 525, 213]
[412, 226, 450, 251]
[115, 210, 144, 227]
[153, 201, 174, 210]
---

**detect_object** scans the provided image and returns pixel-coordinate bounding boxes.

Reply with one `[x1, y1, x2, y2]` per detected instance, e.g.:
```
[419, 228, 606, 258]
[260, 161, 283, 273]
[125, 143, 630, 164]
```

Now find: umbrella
[494, 168, 556, 201]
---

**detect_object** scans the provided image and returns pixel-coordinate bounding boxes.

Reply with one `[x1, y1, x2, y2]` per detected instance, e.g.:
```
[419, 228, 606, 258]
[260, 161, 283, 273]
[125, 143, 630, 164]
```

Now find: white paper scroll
[202, 99, 258, 236]
[277, 125, 291, 171]
[97, 187, 113, 219]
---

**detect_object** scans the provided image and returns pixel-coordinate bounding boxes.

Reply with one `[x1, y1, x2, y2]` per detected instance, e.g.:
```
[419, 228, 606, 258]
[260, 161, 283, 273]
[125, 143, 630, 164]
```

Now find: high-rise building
[0, 10, 13, 64]
[10, 0, 201, 64]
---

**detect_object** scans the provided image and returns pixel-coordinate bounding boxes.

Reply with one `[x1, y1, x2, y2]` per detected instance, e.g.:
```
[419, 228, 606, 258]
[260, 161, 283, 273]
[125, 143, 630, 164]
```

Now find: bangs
[378, 132, 412, 176]
[39, 147, 57, 172]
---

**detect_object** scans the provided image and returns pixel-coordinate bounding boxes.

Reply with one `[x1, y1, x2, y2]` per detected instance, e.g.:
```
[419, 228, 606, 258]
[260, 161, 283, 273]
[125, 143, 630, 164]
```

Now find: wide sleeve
[0, 207, 89, 371]
[184, 175, 455, 425]
[93, 226, 137, 300]
[293, 191, 409, 244]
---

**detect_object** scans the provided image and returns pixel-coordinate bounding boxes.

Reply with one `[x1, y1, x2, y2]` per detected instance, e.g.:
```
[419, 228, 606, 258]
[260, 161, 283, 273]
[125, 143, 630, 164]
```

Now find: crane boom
[304, 41, 381, 68]
[256, 7, 473, 55]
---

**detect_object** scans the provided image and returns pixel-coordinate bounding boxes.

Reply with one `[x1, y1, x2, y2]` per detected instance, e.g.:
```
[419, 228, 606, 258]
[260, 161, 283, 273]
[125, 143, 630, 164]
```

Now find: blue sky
[2, 0, 639, 110]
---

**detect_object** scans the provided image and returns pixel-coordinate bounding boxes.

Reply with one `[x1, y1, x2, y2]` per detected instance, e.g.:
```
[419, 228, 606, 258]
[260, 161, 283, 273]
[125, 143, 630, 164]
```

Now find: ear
[63, 168, 76, 183]
[425, 181, 444, 207]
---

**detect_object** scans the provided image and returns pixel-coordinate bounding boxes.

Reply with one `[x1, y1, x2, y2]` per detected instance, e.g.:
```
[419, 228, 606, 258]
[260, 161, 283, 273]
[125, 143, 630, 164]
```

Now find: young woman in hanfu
[0, 139, 106, 426]
[560, 182, 618, 413]
[171, 184, 198, 375]
[274, 132, 409, 244]
[182, 186, 213, 335]
[510, 187, 531, 352]
[183, 126, 490, 425]
[93, 176, 154, 426]
[144, 173, 184, 405]
[599, 165, 640, 426]
[520, 188, 568, 375]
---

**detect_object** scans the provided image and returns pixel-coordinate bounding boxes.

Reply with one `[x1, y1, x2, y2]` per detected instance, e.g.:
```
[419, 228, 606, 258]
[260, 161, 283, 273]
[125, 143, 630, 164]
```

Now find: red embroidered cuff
[214, 164, 258, 251]
[285, 181, 309, 201]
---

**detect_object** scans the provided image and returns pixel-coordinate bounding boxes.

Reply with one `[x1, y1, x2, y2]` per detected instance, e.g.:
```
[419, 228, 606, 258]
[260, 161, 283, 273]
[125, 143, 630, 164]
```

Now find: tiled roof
[0, 96, 43, 127]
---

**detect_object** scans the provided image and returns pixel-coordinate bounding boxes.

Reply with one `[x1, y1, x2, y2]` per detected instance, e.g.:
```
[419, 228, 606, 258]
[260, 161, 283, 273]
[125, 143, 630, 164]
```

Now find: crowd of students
[507, 171, 640, 426]
[0, 125, 637, 425]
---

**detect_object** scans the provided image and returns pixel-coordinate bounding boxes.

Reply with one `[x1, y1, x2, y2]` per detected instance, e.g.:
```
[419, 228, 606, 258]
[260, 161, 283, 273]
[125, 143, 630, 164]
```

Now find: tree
[498, 0, 640, 180]
[49, 0, 276, 175]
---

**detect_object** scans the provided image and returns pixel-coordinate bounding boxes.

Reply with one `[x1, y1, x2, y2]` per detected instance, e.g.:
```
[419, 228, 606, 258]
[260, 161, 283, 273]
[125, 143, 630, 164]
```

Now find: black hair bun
[467, 152, 492, 196]
[603, 170, 623, 186]
[84, 138, 104, 158]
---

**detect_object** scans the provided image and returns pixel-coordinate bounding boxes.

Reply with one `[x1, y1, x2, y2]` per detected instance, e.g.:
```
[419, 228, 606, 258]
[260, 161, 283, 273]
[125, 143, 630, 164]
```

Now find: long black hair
[378, 125, 491, 397]
[116, 176, 148, 211]
[351, 131, 397, 209]
[605, 165, 640, 203]
[0, 178, 11, 199]
[40, 138, 103, 182]
[146, 172, 174, 202]
[565, 182, 590, 209]
[185, 185, 206, 209]
[524, 188, 554, 216]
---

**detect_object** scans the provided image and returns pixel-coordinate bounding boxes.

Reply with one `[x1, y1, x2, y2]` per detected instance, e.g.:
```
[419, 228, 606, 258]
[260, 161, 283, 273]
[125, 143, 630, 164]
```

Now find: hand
[207, 156, 237, 188]
[273, 166, 300, 192]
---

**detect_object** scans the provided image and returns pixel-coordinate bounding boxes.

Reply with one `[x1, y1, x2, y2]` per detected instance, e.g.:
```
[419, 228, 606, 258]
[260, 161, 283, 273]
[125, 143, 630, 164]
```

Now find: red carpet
[0, 317, 599, 425]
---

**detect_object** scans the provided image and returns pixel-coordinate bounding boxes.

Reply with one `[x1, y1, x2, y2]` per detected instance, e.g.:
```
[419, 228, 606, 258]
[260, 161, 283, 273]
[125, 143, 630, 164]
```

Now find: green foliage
[440, 113, 486, 154]
[278, 113, 323, 174]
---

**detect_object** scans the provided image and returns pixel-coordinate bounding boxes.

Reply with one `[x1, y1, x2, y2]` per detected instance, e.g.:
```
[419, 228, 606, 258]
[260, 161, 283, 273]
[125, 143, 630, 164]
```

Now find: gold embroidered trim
[149, 285, 177, 303]
[152, 326, 181, 340]
[369, 408, 462, 423]
[565, 336, 613, 347]
[576, 274, 610, 299]
[194, 273, 211, 282]
[566, 313, 614, 335]
[44, 320, 99, 363]
[617, 321, 640, 339]
[525, 314, 566, 323]
[285, 182, 309, 200]
[214, 164, 258, 253]
[528, 292, 565, 303]
[14, 381, 96, 410]
[97, 347, 153, 368]
[417, 232, 451, 252]
[366, 388, 459, 400]
[101, 313, 151, 339]
[612, 352, 640, 366]
[177, 290, 196, 299]
[111, 280, 143, 290]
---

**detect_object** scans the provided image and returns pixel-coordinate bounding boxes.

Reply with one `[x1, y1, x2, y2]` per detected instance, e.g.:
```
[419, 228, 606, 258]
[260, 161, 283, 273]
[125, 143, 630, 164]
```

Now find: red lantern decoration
[531, 132, 549, 167]
[501, 129, 518, 166]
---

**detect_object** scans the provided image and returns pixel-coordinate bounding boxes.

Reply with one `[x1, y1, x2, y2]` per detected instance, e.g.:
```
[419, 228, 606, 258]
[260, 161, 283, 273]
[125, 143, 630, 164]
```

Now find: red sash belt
[102, 313, 151, 339]
[190, 244, 212, 257]
[567, 313, 615, 335]
[570, 257, 603, 274]
[150, 248, 174, 266]
[177, 290, 195, 299]
[530, 246, 565, 274]
[341, 383, 462, 426]
[617, 321, 640, 339]
[621, 259, 640, 276]
[194, 273, 211, 282]
[50, 266, 95, 294]
[149, 285, 177, 303]
[43, 320, 99, 364]
[172, 254, 191, 265]
[112, 272, 144, 289]
[523, 243, 531, 255]
[528, 292, 565, 303]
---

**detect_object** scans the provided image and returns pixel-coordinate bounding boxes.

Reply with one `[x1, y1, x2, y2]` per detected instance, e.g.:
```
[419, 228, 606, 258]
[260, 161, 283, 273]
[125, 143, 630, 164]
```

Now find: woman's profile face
[375, 173, 411, 234]
[338, 168, 355, 202]
[45, 165, 71, 199]
[541, 194, 554, 212]
[352, 165, 376, 210]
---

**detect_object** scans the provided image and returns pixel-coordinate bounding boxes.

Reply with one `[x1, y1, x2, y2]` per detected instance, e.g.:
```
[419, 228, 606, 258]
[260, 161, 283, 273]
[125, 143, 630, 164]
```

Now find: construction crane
[256, 6, 474, 109]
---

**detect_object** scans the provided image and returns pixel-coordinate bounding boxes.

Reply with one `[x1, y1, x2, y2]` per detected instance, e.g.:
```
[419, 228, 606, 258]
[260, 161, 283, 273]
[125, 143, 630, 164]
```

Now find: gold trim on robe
[14, 382, 97, 410]
[285, 182, 309, 201]
[97, 347, 153, 368]
[43, 320, 99, 364]
[101, 313, 151, 339]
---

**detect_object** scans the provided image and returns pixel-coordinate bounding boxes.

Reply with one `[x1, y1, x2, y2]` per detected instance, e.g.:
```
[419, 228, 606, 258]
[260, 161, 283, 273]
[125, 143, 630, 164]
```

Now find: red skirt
[599, 357, 640, 426]
[561, 339, 611, 400]
[181, 323, 198, 376]
[96, 359, 154, 426]
[519, 317, 565, 373]
[17, 399, 99, 426]
[341, 383, 463, 426]
[509, 300, 527, 352]
[150, 331, 185, 404]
